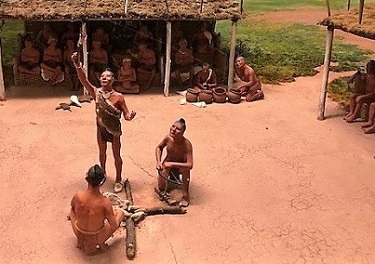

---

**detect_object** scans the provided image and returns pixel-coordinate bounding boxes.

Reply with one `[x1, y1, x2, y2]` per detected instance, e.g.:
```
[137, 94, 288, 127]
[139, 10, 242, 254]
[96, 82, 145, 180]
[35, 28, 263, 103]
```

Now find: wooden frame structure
[0, 0, 242, 100]
[318, 0, 373, 120]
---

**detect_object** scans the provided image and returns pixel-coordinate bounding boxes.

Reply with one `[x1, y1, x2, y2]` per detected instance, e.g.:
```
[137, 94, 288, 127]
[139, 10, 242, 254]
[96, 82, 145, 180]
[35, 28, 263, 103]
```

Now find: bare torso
[72, 191, 110, 232]
[138, 49, 156, 66]
[164, 136, 190, 163]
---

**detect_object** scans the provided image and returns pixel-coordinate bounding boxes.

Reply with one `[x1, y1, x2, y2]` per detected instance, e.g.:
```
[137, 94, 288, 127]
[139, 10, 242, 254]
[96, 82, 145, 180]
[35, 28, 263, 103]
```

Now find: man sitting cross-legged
[70, 165, 126, 255]
[155, 118, 193, 207]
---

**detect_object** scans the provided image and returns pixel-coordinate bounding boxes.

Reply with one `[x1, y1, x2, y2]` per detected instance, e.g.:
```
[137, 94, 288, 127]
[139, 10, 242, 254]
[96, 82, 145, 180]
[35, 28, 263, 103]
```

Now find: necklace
[102, 89, 113, 99]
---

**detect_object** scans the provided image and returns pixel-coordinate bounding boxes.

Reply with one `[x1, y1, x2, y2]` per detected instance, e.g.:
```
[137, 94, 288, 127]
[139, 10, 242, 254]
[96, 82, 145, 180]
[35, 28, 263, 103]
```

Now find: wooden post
[200, 0, 204, 13]
[359, 0, 365, 24]
[325, 0, 331, 16]
[0, 37, 5, 101]
[163, 21, 172, 96]
[318, 24, 334, 121]
[124, 0, 129, 14]
[347, 0, 351, 10]
[81, 22, 89, 95]
[227, 19, 237, 90]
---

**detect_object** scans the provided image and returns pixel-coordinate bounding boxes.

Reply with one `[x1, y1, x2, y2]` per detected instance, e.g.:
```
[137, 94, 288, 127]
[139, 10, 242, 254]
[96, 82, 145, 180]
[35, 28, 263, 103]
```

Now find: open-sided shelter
[0, 0, 242, 99]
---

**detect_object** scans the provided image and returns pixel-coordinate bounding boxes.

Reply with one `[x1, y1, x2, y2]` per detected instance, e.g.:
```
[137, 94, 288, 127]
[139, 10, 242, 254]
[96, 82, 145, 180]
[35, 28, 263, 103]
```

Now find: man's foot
[346, 114, 359, 123]
[363, 127, 375, 134]
[114, 182, 124, 193]
[179, 199, 189, 207]
[361, 122, 373, 129]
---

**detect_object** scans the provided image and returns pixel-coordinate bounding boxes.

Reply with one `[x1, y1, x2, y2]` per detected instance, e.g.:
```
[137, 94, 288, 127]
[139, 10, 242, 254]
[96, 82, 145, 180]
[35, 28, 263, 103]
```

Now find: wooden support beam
[359, 0, 365, 24]
[163, 21, 172, 96]
[227, 19, 237, 90]
[325, 0, 331, 16]
[80, 22, 89, 95]
[347, 0, 351, 10]
[318, 24, 334, 121]
[0, 38, 5, 101]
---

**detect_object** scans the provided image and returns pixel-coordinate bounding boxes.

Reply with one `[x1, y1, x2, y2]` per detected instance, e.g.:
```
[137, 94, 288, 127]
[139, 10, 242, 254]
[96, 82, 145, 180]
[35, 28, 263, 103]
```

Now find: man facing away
[155, 118, 193, 207]
[234, 56, 264, 102]
[72, 52, 136, 193]
[70, 165, 125, 255]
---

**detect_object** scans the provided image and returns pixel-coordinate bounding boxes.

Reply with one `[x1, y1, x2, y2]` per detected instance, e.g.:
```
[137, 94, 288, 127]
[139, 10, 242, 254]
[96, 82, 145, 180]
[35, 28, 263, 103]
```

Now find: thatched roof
[321, 4, 375, 40]
[0, 0, 241, 21]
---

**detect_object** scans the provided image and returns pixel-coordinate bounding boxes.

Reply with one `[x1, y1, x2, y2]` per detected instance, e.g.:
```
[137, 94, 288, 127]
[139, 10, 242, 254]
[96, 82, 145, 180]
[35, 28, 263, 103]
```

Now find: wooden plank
[163, 21, 171, 96]
[227, 19, 237, 89]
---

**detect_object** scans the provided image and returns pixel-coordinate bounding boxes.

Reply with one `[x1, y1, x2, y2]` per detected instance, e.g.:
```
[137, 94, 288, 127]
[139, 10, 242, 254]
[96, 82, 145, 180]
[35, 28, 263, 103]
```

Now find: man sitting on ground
[115, 58, 139, 94]
[136, 43, 156, 89]
[17, 36, 40, 77]
[172, 39, 195, 88]
[345, 60, 375, 123]
[70, 165, 125, 255]
[155, 118, 193, 207]
[40, 37, 64, 85]
[196, 63, 217, 90]
[234, 56, 264, 102]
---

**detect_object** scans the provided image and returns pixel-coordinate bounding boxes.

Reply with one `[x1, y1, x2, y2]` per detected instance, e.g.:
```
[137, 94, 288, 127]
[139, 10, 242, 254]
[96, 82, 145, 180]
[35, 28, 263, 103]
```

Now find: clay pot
[199, 90, 213, 104]
[213, 87, 227, 103]
[186, 88, 199, 102]
[227, 88, 242, 104]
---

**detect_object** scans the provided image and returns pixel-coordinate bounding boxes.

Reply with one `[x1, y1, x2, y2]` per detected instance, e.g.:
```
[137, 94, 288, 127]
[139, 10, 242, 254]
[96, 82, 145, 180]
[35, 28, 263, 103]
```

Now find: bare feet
[346, 114, 359, 123]
[179, 195, 190, 207]
[363, 127, 375, 134]
[361, 122, 373, 129]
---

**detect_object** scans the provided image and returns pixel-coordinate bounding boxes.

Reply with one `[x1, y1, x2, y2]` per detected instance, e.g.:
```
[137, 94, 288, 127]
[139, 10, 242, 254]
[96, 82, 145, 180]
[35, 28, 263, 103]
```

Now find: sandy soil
[1, 8, 375, 264]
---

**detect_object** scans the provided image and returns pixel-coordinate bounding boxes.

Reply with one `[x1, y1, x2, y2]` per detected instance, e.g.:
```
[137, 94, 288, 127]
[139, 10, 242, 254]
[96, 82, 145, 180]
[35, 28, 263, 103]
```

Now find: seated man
[191, 23, 213, 54]
[36, 23, 58, 49]
[89, 40, 109, 87]
[115, 58, 139, 94]
[63, 39, 80, 91]
[61, 22, 79, 48]
[361, 102, 375, 133]
[155, 118, 193, 207]
[234, 56, 264, 102]
[196, 63, 217, 90]
[136, 43, 156, 89]
[92, 27, 110, 51]
[345, 60, 375, 123]
[70, 165, 125, 255]
[40, 37, 64, 84]
[133, 25, 153, 49]
[17, 36, 40, 76]
[172, 39, 195, 87]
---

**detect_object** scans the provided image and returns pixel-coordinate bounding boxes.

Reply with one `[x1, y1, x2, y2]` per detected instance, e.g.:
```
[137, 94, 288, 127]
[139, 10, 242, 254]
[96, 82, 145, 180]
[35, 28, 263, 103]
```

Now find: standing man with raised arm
[71, 52, 136, 193]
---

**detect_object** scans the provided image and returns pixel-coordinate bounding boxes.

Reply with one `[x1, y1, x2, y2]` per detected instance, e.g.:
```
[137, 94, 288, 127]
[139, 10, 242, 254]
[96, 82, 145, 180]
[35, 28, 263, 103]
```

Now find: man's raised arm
[71, 52, 97, 99]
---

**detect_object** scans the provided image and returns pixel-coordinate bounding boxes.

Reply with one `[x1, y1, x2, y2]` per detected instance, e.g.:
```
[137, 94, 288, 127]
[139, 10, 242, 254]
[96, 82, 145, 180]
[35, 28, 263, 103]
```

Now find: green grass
[217, 20, 371, 83]
[244, 0, 375, 13]
[328, 76, 352, 110]
[1, 20, 24, 86]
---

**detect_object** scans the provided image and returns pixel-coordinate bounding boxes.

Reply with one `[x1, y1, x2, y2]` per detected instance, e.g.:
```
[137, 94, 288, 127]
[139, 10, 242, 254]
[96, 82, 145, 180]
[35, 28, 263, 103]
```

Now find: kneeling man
[234, 56, 264, 102]
[155, 118, 193, 207]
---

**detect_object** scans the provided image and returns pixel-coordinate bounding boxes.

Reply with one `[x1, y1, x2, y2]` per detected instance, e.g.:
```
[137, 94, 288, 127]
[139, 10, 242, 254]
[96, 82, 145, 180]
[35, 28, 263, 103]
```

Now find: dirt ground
[1, 8, 375, 264]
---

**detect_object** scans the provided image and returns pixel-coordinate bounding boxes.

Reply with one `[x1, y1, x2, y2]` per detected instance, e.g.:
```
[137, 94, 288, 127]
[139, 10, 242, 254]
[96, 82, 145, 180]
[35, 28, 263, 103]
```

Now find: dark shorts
[97, 122, 114, 143]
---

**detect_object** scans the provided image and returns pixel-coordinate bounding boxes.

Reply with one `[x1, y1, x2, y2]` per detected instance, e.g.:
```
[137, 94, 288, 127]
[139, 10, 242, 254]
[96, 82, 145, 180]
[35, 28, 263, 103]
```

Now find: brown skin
[116, 59, 139, 93]
[174, 39, 195, 87]
[72, 52, 136, 184]
[234, 56, 264, 102]
[155, 121, 193, 206]
[362, 102, 375, 133]
[40, 38, 63, 82]
[196, 64, 217, 90]
[70, 181, 124, 254]
[63, 40, 79, 91]
[18, 39, 40, 76]
[346, 61, 375, 123]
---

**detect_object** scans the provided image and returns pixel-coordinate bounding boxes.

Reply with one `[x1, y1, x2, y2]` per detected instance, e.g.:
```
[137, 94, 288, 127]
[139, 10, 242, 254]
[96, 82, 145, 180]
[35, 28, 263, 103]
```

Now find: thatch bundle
[321, 3, 375, 40]
[0, 0, 241, 20]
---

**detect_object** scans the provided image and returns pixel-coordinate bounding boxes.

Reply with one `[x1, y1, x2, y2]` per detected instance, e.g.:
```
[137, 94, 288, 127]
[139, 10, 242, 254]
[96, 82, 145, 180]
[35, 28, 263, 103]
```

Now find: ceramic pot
[227, 88, 242, 104]
[199, 90, 213, 104]
[186, 88, 199, 102]
[213, 87, 227, 103]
